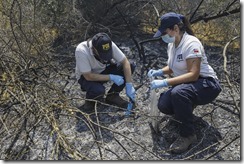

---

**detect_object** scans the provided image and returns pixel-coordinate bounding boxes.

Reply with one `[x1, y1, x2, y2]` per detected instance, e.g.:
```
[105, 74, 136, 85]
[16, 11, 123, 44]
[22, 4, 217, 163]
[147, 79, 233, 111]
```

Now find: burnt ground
[0, 37, 241, 160]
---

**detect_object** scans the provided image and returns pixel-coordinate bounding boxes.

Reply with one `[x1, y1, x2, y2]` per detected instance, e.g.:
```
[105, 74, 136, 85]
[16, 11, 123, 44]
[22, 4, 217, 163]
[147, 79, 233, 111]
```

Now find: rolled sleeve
[185, 42, 203, 59]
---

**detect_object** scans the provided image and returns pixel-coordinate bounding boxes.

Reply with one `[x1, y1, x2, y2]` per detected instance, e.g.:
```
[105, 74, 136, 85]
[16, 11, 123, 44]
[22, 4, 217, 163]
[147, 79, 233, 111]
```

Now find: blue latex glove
[109, 74, 124, 86]
[125, 102, 133, 116]
[126, 83, 136, 101]
[151, 79, 168, 89]
[147, 69, 164, 78]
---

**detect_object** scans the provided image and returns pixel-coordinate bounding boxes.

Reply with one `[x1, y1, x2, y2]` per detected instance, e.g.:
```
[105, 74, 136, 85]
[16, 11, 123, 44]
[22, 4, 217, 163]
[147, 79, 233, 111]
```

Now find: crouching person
[148, 12, 222, 153]
[75, 32, 136, 113]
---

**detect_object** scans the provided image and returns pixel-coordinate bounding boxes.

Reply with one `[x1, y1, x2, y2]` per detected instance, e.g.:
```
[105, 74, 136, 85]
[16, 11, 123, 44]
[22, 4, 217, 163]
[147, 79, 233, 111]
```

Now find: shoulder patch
[193, 48, 200, 54]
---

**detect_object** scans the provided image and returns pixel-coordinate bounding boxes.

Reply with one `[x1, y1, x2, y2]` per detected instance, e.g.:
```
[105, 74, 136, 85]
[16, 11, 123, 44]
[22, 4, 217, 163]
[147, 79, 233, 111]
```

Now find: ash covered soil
[1, 37, 240, 160]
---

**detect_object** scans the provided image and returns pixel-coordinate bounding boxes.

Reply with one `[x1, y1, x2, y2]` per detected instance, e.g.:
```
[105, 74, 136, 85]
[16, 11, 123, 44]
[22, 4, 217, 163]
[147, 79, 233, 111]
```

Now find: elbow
[84, 76, 92, 81]
[191, 74, 200, 82]
[83, 73, 93, 81]
[188, 72, 200, 82]
[192, 77, 198, 82]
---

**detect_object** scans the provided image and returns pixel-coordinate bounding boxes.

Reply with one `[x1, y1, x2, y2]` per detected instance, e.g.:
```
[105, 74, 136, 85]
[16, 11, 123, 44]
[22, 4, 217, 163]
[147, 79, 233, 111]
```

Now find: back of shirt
[75, 40, 125, 80]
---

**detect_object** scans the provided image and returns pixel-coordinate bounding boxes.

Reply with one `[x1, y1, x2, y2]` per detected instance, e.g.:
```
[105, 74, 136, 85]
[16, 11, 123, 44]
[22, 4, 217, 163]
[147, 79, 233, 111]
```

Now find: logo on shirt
[177, 54, 183, 62]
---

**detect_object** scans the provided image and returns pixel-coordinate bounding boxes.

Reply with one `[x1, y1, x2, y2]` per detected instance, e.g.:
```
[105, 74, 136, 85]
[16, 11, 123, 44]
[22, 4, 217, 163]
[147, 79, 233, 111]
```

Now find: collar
[87, 40, 95, 56]
[175, 32, 187, 49]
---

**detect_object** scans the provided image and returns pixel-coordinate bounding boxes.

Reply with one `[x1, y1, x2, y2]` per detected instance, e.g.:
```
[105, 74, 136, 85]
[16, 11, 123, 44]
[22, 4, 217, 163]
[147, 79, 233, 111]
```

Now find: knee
[96, 86, 106, 95]
[157, 95, 174, 115]
[158, 103, 174, 115]
[158, 99, 166, 112]
[92, 85, 105, 95]
[87, 84, 105, 98]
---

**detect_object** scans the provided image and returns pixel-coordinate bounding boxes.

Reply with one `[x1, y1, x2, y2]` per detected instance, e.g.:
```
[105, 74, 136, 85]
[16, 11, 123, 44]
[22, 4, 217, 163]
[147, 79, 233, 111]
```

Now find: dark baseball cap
[154, 12, 183, 38]
[92, 33, 113, 61]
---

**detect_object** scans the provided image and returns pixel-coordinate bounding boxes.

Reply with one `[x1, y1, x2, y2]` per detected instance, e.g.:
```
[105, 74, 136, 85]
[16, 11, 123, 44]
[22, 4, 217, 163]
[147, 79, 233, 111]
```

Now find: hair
[168, 16, 195, 36]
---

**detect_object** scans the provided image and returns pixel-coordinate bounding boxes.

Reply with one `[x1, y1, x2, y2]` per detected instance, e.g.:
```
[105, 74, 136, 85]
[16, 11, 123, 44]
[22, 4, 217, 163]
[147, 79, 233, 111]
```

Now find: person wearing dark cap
[75, 32, 136, 112]
[147, 12, 222, 153]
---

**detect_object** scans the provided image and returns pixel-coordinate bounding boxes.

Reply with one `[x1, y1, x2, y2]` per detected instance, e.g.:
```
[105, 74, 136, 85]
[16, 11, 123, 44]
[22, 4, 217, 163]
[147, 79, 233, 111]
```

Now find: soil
[0, 36, 240, 161]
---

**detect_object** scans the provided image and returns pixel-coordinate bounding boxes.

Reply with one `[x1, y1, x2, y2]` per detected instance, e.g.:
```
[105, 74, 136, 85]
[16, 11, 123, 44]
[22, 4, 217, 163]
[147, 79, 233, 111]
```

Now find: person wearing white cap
[148, 12, 222, 154]
[75, 32, 136, 113]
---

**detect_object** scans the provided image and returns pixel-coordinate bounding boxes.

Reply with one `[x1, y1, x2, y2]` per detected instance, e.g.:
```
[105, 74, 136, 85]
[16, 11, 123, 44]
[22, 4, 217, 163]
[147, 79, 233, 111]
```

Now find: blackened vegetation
[0, 35, 240, 160]
[0, 0, 240, 160]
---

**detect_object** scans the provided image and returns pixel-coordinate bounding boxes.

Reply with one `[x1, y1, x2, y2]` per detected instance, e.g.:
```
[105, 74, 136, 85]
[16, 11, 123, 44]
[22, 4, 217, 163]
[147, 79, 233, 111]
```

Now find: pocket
[205, 79, 222, 96]
[214, 79, 222, 93]
[206, 79, 216, 88]
[203, 78, 219, 88]
[202, 79, 209, 88]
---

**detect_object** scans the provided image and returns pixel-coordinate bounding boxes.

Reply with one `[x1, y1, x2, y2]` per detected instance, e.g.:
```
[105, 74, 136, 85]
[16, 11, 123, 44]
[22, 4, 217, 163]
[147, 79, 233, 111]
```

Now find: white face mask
[162, 34, 175, 43]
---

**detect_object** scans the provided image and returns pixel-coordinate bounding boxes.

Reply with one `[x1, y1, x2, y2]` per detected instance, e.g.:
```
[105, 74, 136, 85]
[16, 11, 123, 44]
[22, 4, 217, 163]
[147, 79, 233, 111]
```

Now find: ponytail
[167, 13, 195, 36]
[178, 16, 195, 36]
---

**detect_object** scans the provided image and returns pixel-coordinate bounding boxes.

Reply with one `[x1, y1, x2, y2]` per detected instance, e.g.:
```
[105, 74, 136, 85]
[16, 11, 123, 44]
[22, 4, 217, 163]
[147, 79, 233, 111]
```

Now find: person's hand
[147, 69, 164, 77]
[109, 74, 124, 86]
[150, 79, 168, 89]
[126, 83, 135, 101]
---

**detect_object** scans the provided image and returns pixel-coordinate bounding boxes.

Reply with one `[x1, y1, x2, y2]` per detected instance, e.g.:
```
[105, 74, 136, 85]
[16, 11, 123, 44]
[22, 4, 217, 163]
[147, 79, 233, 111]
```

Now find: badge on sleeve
[193, 48, 200, 54]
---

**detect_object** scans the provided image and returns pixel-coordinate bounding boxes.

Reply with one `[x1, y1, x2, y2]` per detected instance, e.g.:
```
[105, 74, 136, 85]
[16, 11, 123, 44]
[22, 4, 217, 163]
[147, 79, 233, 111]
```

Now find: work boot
[79, 97, 105, 114]
[169, 134, 197, 154]
[105, 93, 128, 108]
[79, 100, 95, 114]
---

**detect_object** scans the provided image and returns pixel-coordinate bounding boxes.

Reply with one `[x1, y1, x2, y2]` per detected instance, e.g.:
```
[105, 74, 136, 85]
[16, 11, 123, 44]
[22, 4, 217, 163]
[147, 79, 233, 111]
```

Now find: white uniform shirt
[167, 32, 218, 79]
[75, 40, 126, 80]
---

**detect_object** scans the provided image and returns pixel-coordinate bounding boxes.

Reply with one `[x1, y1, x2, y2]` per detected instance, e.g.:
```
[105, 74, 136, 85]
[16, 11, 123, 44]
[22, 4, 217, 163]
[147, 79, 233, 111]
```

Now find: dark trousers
[158, 77, 222, 137]
[78, 62, 136, 99]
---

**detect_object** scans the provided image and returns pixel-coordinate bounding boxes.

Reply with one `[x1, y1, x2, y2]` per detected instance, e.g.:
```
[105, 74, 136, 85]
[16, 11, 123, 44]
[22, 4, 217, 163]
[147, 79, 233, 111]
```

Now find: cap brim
[153, 30, 162, 38]
[99, 49, 113, 61]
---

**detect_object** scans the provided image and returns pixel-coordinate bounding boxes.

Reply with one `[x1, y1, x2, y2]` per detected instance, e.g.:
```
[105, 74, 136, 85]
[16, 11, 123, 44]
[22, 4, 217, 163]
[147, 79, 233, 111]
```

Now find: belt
[199, 76, 216, 81]
[199, 76, 220, 88]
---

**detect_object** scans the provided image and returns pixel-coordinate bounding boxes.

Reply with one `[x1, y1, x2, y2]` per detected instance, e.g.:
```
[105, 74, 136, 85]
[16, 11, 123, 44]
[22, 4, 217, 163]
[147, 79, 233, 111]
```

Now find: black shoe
[78, 100, 95, 114]
[105, 93, 128, 108]
[169, 134, 197, 154]
[79, 96, 105, 114]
